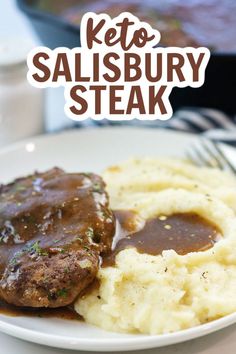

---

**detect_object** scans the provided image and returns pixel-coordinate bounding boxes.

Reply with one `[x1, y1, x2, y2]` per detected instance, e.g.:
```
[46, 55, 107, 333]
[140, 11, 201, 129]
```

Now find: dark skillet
[17, 0, 236, 116]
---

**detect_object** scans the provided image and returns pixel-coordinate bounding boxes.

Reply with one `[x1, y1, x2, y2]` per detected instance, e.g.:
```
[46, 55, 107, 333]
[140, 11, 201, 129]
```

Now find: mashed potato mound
[75, 158, 236, 334]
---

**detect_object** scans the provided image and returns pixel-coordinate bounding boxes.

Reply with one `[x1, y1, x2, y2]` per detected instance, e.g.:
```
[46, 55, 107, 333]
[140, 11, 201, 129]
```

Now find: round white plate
[0, 127, 236, 352]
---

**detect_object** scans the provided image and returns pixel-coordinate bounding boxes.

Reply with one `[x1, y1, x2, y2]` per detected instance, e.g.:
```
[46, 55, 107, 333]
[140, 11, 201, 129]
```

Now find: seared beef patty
[0, 168, 115, 308]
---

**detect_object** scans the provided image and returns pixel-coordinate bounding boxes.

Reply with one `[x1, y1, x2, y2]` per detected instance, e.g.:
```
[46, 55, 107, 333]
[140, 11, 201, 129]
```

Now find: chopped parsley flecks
[92, 183, 102, 193]
[30, 241, 48, 256]
[86, 227, 94, 239]
[57, 288, 68, 298]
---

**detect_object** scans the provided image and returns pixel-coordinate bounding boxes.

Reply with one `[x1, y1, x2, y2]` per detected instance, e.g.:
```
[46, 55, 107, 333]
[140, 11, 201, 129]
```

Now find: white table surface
[1, 322, 236, 354]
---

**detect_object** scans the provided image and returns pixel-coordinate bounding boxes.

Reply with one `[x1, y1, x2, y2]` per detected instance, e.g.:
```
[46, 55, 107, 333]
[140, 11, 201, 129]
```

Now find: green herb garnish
[30, 241, 48, 256]
[86, 227, 94, 239]
[92, 183, 102, 193]
[53, 239, 60, 244]
[15, 185, 27, 192]
[64, 267, 69, 274]
[82, 173, 92, 178]
[57, 288, 68, 298]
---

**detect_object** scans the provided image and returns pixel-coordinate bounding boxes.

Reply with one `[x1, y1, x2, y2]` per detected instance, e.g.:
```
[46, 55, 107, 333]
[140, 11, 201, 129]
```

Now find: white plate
[1, 127, 236, 352]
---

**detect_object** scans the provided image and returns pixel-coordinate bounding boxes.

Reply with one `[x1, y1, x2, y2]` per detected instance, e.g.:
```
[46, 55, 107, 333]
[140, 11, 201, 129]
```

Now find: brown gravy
[0, 168, 115, 310]
[103, 211, 221, 266]
[0, 210, 221, 318]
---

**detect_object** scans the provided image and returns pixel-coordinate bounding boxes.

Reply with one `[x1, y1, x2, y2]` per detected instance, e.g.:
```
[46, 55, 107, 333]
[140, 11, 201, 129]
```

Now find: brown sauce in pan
[37, 0, 236, 52]
[103, 211, 221, 266]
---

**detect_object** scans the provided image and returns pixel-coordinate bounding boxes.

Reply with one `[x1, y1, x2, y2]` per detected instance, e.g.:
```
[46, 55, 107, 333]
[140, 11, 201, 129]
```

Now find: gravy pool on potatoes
[103, 211, 221, 267]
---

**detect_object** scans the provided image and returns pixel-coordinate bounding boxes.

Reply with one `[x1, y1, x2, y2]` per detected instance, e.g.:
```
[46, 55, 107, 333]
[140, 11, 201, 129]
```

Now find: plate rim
[0, 126, 196, 155]
[1, 311, 236, 351]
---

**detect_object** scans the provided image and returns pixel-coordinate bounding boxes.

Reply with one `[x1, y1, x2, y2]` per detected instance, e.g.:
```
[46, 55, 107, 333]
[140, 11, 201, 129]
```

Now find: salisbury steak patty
[0, 168, 115, 308]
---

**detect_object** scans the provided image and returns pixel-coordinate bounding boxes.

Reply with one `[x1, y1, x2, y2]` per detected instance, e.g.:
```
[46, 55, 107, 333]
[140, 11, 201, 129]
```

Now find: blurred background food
[16, 0, 236, 116]
[25, 0, 236, 52]
[0, 0, 235, 147]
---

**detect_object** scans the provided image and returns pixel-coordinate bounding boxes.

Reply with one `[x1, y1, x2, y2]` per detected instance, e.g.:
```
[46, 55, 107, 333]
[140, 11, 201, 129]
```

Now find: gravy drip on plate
[0, 299, 82, 320]
[103, 211, 221, 266]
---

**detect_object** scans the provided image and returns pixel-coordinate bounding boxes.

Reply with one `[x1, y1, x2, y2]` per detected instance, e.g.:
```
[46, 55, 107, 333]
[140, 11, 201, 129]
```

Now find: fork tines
[186, 138, 236, 174]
